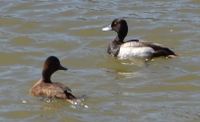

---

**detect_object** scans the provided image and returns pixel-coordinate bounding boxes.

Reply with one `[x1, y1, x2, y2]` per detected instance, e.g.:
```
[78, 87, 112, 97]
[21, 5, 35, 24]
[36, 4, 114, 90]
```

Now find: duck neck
[117, 26, 128, 43]
[42, 69, 53, 83]
[114, 37, 123, 45]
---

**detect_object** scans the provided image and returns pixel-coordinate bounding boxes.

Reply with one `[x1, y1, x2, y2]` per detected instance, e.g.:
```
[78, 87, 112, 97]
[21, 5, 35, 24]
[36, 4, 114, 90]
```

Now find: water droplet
[22, 100, 27, 103]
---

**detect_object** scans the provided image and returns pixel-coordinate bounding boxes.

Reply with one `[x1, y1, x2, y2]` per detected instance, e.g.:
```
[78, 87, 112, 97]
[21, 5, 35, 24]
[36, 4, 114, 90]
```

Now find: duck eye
[114, 22, 117, 25]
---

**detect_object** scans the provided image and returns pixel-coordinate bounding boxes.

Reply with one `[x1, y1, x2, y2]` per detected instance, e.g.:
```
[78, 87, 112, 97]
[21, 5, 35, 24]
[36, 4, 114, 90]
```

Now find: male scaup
[29, 56, 80, 103]
[102, 18, 177, 59]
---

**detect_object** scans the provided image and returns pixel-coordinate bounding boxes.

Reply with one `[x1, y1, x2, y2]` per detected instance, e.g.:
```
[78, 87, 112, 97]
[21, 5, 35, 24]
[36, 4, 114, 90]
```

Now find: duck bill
[102, 24, 112, 31]
[59, 65, 68, 70]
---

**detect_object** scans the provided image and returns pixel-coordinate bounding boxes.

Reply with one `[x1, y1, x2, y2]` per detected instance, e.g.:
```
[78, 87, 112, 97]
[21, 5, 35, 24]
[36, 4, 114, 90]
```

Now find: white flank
[117, 42, 154, 59]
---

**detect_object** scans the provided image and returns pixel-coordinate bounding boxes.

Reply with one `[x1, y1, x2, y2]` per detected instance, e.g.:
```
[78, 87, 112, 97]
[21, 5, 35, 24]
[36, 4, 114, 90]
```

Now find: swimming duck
[102, 18, 177, 59]
[29, 56, 79, 103]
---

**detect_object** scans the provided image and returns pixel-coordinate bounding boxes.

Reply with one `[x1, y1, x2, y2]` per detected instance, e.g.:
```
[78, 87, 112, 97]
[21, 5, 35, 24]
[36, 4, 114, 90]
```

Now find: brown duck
[29, 56, 79, 103]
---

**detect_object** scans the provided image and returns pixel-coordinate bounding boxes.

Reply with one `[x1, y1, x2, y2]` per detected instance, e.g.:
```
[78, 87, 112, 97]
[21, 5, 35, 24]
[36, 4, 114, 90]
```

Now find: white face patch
[117, 42, 154, 59]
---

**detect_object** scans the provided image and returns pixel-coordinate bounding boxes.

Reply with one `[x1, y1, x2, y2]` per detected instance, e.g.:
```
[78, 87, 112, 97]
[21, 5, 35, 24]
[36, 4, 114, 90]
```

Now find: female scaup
[29, 56, 80, 103]
[102, 18, 177, 59]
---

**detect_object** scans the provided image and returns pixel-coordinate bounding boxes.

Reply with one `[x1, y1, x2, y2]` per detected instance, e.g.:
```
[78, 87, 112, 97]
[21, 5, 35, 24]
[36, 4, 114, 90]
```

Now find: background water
[0, 0, 200, 122]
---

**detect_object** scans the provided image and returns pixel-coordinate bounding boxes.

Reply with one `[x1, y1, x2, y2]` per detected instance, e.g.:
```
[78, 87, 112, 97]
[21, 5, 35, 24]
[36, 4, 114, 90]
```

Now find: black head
[42, 56, 67, 82]
[102, 18, 128, 41]
[111, 18, 128, 33]
[102, 18, 128, 32]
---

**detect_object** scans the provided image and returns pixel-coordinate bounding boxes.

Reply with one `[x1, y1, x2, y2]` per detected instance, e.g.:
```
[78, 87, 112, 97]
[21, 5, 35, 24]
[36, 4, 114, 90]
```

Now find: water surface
[0, 0, 200, 122]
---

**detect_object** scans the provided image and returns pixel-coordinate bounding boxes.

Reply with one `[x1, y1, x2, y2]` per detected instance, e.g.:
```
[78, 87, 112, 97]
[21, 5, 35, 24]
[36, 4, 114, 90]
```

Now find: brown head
[42, 56, 67, 82]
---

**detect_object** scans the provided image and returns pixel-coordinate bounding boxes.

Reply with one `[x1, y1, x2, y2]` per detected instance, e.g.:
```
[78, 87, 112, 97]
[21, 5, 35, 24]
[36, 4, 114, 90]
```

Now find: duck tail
[64, 91, 81, 103]
[64, 91, 77, 99]
[152, 48, 177, 58]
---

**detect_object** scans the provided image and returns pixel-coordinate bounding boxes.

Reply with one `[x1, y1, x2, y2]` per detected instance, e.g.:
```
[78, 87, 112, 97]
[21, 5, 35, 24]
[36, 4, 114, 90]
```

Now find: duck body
[29, 56, 78, 102]
[30, 79, 76, 100]
[103, 18, 177, 59]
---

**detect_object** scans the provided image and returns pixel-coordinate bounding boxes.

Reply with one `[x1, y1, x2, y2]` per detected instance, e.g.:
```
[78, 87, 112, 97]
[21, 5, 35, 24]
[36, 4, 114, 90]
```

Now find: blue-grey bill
[102, 24, 112, 31]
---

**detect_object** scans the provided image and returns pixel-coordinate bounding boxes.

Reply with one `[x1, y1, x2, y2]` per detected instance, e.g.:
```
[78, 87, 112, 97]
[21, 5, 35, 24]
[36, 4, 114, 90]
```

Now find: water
[0, 0, 200, 122]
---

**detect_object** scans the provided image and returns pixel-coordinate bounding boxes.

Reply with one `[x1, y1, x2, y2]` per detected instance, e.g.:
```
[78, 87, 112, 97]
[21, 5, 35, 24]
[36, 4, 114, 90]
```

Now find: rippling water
[1, 0, 200, 122]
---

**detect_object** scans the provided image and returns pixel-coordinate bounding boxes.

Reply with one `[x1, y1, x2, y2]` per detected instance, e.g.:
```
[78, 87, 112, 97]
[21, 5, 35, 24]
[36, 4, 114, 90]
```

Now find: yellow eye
[114, 22, 117, 25]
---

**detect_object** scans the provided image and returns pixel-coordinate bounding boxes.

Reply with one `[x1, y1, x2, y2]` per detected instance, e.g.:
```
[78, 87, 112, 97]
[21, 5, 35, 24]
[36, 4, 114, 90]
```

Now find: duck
[102, 18, 177, 59]
[29, 56, 79, 103]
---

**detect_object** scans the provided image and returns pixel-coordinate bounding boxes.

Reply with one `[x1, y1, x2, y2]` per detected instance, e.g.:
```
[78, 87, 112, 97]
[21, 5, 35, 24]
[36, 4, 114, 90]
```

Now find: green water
[0, 0, 200, 122]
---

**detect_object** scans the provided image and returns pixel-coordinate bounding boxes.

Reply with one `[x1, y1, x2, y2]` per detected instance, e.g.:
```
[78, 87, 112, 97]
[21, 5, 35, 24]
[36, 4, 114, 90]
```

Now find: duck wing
[30, 82, 77, 100]
[53, 82, 77, 100]
[125, 39, 177, 57]
[139, 39, 177, 57]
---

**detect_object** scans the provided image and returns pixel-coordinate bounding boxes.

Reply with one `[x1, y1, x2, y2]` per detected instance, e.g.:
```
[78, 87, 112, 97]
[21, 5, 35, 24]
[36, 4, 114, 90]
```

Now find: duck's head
[102, 18, 128, 33]
[42, 56, 67, 81]
[102, 18, 128, 40]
